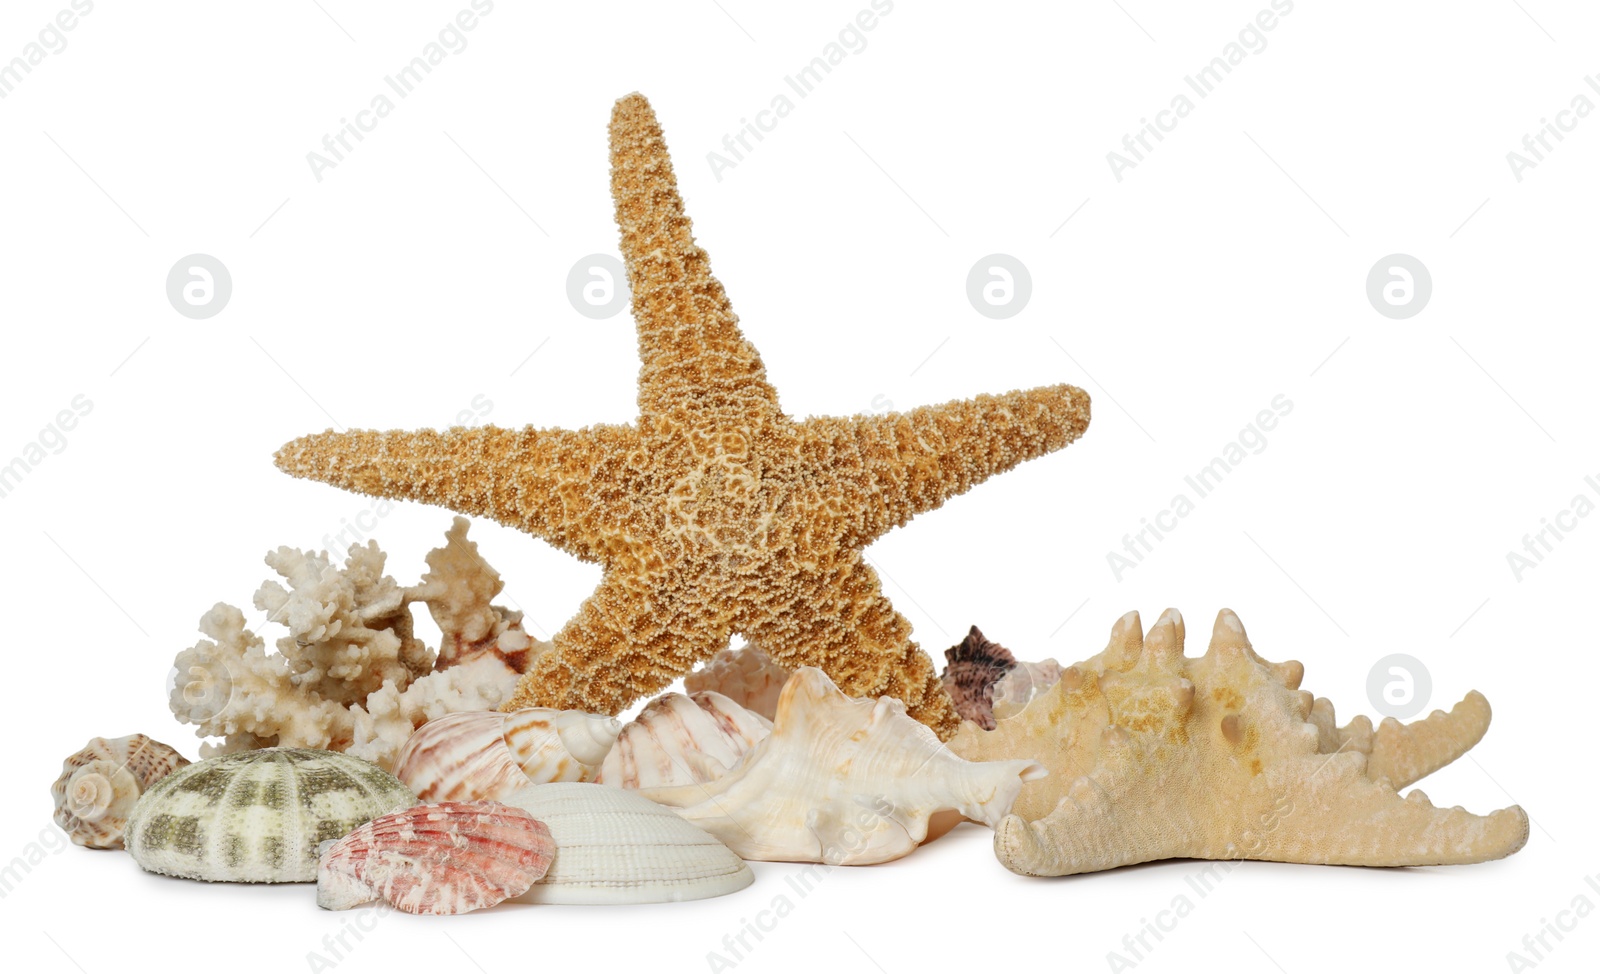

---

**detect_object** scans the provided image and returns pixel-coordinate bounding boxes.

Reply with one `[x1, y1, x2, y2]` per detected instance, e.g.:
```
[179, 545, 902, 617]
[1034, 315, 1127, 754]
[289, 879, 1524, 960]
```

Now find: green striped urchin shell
[125, 748, 417, 883]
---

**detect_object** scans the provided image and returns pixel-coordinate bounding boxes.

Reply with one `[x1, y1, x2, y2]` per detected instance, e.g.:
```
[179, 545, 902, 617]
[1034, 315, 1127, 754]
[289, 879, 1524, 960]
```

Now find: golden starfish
[274, 93, 1091, 738]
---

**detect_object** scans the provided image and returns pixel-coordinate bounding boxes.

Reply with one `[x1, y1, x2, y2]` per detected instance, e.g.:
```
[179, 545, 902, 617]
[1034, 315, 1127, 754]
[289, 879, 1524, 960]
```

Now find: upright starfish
[275, 93, 1091, 738]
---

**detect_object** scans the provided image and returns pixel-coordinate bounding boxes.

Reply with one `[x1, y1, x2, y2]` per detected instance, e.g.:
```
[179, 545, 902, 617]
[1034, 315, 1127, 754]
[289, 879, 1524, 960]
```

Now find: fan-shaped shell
[596, 691, 771, 789]
[51, 734, 189, 850]
[125, 748, 417, 882]
[317, 801, 554, 915]
[395, 708, 620, 802]
[505, 783, 753, 905]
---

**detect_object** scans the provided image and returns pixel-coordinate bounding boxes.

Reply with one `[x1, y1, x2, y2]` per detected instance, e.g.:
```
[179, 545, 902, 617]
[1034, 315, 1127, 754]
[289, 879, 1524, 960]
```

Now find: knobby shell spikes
[684, 644, 792, 720]
[125, 748, 418, 883]
[317, 801, 555, 915]
[395, 708, 621, 802]
[596, 691, 772, 789]
[636, 667, 1045, 865]
[51, 735, 189, 849]
[951, 608, 1528, 876]
[506, 783, 753, 905]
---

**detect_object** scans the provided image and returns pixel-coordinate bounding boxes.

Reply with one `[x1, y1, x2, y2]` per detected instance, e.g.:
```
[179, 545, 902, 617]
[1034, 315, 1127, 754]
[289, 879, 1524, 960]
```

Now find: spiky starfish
[954, 608, 1528, 874]
[274, 93, 1091, 738]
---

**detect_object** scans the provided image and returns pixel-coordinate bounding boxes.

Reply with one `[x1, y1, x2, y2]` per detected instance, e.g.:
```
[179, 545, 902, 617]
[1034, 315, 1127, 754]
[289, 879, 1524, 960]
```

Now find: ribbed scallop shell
[317, 801, 554, 915]
[683, 645, 792, 720]
[596, 691, 771, 789]
[506, 783, 753, 905]
[51, 734, 189, 850]
[125, 748, 417, 882]
[395, 709, 620, 802]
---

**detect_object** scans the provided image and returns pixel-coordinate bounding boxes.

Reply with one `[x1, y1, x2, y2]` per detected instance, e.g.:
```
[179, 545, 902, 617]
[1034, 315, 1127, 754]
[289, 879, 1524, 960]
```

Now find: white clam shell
[51, 734, 189, 850]
[395, 709, 621, 802]
[597, 691, 771, 789]
[637, 667, 1046, 865]
[505, 782, 753, 905]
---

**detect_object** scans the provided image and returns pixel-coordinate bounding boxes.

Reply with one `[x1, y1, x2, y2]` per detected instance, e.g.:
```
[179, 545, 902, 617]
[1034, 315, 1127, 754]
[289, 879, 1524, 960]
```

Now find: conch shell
[317, 801, 555, 915]
[684, 644, 792, 720]
[637, 667, 1045, 865]
[51, 734, 189, 849]
[394, 708, 620, 802]
[596, 691, 771, 789]
[953, 608, 1529, 875]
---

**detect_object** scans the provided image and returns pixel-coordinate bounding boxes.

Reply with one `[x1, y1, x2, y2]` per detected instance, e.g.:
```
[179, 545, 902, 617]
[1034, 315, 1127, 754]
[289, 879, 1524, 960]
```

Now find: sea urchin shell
[125, 748, 417, 883]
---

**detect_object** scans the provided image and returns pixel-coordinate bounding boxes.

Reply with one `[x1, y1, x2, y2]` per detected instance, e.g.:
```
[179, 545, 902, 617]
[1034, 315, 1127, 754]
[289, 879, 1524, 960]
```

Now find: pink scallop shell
[317, 801, 554, 915]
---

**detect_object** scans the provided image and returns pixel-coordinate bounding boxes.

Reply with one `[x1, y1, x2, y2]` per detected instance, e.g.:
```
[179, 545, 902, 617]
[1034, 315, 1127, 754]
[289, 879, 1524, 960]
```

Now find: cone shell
[125, 748, 417, 883]
[317, 801, 554, 915]
[597, 691, 771, 789]
[395, 708, 621, 802]
[505, 783, 753, 905]
[637, 668, 1046, 865]
[51, 734, 189, 850]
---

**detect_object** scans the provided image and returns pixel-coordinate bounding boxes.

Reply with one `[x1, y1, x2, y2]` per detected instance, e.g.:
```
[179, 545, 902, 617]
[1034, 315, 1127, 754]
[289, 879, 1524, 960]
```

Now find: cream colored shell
[505, 783, 753, 905]
[683, 645, 792, 720]
[637, 667, 1044, 865]
[51, 734, 189, 850]
[394, 708, 620, 802]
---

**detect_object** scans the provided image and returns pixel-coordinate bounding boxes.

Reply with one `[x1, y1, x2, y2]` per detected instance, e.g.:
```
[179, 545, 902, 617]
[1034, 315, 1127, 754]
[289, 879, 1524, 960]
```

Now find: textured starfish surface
[274, 94, 1091, 739]
[953, 608, 1527, 875]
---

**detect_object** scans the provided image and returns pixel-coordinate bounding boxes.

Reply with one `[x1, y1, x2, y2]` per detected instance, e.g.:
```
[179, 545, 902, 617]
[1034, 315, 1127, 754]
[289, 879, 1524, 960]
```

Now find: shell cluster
[52, 735, 189, 849]
[394, 708, 621, 802]
[125, 748, 418, 883]
[318, 801, 554, 914]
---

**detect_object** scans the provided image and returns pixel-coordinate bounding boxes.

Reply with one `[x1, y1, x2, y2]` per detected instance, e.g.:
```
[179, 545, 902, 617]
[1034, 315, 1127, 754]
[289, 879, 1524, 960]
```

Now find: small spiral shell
[51, 735, 189, 849]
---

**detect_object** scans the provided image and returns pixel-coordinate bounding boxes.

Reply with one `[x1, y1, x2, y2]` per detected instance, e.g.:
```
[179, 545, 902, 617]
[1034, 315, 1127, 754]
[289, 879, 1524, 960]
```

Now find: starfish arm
[609, 93, 781, 420]
[740, 557, 959, 738]
[274, 424, 641, 564]
[501, 573, 730, 714]
[804, 383, 1091, 547]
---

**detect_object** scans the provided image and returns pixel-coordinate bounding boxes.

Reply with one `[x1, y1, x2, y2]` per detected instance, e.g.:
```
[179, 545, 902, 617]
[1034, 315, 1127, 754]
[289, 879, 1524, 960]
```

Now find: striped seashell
[317, 801, 554, 915]
[596, 691, 771, 789]
[125, 748, 417, 883]
[506, 783, 753, 905]
[395, 708, 621, 802]
[52, 734, 189, 850]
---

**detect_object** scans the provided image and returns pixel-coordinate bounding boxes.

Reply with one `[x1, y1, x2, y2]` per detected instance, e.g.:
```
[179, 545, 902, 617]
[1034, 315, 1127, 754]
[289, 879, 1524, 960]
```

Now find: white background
[2, 1, 1595, 971]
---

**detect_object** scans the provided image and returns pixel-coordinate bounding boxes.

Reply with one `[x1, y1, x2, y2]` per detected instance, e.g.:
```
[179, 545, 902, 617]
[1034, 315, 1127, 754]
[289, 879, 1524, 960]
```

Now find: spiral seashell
[51, 734, 189, 850]
[990, 659, 1064, 721]
[506, 783, 753, 905]
[125, 748, 417, 883]
[395, 708, 621, 802]
[596, 691, 771, 789]
[317, 801, 555, 915]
